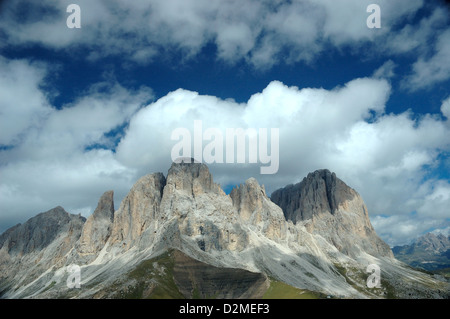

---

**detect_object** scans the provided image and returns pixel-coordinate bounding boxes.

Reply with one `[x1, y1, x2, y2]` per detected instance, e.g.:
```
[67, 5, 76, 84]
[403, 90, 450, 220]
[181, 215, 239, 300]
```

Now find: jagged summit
[0, 206, 84, 257]
[229, 177, 287, 241]
[271, 169, 392, 258]
[270, 169, 356, 222]
[393, 232, 450, 271]
[109, 172, 166, 250]
[0, 206, 85, 290]
[166, 158, 221, 196]
[77, 190, 115, 260]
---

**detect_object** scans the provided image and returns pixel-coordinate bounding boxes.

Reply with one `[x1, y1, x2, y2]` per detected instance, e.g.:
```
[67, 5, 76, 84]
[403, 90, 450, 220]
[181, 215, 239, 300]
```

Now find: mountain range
[0, 159, 448, 299]
[393, 232, 450, 272]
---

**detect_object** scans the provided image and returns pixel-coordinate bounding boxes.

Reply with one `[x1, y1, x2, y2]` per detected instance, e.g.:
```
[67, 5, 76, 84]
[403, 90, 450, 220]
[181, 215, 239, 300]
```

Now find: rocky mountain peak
[77, 190, 115, 259]
[305, 169, 356, 213]
[230, 177, 287, 240]
[166, 158, 223, 196]
[0, 206, 85, 289]
[392, 232, 450, 271]
[1, 163, 448, 299]
[270, 169, 392, 258]
[230, 178, 268, 221]
[270, 169, 356, 223]
[0, 206, 84, 256]
[415, 232, 450, 253]
[92, 190, 114, 222]
[109, 172, 166, 249]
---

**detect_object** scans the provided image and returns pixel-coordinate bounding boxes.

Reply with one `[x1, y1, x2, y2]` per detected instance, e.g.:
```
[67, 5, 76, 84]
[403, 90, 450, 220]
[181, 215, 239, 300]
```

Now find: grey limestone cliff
[230, 177, 287, 241]
[77, 190, 115, 261]
[271, 169, 393, 258]
[109, 173, 166, 250]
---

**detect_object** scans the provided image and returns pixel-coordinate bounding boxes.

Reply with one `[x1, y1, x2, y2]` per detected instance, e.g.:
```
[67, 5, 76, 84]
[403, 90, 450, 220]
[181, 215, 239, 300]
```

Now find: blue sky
[0, 0, 449, 246]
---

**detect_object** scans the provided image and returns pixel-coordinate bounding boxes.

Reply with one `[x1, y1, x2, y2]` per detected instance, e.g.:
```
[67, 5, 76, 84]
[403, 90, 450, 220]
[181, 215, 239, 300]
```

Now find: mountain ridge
[0, 161, 448, 299]
[392, 232, 450, 272]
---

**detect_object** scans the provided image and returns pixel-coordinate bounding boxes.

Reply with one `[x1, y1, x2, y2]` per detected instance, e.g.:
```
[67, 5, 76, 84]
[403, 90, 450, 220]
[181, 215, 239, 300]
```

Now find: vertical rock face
[109, 173, 166, 249]
[230, 178, 287, 241]
[106, 161, 248, 255]
[161, 161, 249, 253]
[271, 169, 355, 223]
[78, 190, 115, 258]
[271, 169, 393, 258]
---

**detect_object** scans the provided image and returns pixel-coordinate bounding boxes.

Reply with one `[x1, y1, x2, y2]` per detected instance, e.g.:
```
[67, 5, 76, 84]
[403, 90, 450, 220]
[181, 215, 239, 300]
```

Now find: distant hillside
[392, 233, 450, 272]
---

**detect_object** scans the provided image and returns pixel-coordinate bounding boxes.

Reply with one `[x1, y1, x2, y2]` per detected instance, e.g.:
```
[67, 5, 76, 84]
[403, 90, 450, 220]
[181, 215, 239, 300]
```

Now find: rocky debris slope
[44, 248, 269, 299]
[0, 162, 448, 299]
[171, 249, 269, 299]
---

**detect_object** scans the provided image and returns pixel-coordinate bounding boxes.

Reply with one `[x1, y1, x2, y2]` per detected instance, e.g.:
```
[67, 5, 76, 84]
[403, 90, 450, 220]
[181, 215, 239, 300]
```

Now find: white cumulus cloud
[0, 65, 449, 245]
[111, 76, 450, 246]
[0, 57, 153, 230]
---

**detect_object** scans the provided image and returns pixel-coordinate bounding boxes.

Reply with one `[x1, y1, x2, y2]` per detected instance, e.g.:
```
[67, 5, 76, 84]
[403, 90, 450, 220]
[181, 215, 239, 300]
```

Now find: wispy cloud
[403, 29, 450, 90]
[1, 0, 447, 79]
[0, 58, 153, 229]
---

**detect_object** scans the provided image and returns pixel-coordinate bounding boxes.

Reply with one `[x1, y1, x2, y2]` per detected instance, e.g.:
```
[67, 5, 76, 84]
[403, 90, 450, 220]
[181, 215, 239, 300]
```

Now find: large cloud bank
[1, 56, 449, 245]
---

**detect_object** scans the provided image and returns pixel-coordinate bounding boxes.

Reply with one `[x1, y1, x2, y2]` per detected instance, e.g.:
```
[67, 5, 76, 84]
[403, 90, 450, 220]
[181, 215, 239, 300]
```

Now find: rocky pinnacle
[271, 169, 393, 258]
